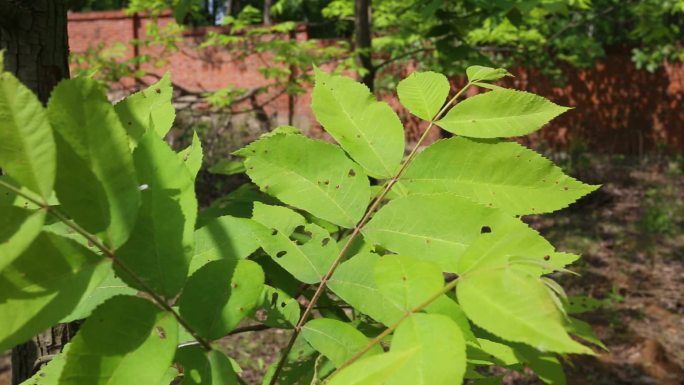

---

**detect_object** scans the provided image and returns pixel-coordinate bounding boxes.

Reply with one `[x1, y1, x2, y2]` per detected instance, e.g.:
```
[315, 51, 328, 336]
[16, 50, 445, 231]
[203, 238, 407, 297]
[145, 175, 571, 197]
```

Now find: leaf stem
[0, 179, 214, 352]
[267, 82, 473, 385]
[331, 277, 461, 376]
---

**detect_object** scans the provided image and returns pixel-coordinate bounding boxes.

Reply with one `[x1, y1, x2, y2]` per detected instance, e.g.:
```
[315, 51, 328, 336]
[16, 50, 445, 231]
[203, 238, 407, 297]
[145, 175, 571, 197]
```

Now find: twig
[267, 81, 474, 385]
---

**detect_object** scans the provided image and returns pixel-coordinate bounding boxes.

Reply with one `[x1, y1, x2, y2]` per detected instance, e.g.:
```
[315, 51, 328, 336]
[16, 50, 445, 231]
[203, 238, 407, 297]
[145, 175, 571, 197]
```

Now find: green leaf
[0, 205, 45, 270]
[363, 193, 530, 272]
[326, 350, 417, 385]
[457, 267, 592, 354]
[425, 296, 477, 342]
[0, 232, 109, 352]
[178, 259, 264, 339]
[59, 296, 178, 385]
[251, 285, 300, 328]
[312, 68, 404, 179]
[401, 137, 599, 215]
[374, 255, 443, 312]
[388, 314, 466, 385]
[514, 344, 566, 385]
[209, 159, 245, 176]
[114, 73, 175, 143]
[189, 215, 262, 274]
[466, 66, 512, 83]
[467, 338, 520, 366]
[397, 71, 450, 121]
[47, 77, 141, 248]
[301, 318, 382, 368]
[455, 223, 574, 275]
[175, 346, 238, 385]
[251, 203, 339, 284]
[0, 72, 55, 198]
[328, 252, 403, 325]
[197, 184, 277, 226]
[566, 317, 607, 350]
[116, 132, 197, 298]
[178, 130, 203, 179]
[61, 268, 137, 322]
[236, 133, 370, 228]
[437, 89, 569, 138]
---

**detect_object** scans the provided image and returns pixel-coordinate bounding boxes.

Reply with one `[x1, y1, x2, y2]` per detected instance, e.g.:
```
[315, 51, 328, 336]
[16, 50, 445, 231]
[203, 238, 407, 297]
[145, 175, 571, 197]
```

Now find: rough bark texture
[0, 0, 70, 104]
[0, 1, 72, 384]
[263, 0, 272, 25]
[354, 0, 374, 91]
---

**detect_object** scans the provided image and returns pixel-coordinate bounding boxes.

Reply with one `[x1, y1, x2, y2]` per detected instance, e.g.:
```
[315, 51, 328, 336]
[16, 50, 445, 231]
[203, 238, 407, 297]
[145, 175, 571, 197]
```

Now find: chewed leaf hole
[348, 169, 356, 177]
[321, 238, 330, 246]
[276, 250, 287, 258]
[480, 226, 492, 234]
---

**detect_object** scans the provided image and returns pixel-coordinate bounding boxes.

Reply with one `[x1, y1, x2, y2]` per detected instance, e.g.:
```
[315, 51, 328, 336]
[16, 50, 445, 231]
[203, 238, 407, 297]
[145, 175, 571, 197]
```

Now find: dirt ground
[2, 155, 683, 385]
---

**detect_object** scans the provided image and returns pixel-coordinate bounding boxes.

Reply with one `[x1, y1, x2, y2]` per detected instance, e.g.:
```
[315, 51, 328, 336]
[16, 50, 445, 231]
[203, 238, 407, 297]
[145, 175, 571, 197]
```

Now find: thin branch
[267, 81, 474, 385]
[0, 179, 214, 351]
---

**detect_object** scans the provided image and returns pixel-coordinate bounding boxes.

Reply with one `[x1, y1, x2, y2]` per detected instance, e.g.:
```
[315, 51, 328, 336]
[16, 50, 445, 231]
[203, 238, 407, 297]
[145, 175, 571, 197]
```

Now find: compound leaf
[397, 71, 450, 121]
[236, 133, 370, 228]
[402, 138, 598, 215]
[437, 89, 569, 138]
[47, 77, 141, 248]
[312, 69, 404, 179]
[59, 296, 178, 385]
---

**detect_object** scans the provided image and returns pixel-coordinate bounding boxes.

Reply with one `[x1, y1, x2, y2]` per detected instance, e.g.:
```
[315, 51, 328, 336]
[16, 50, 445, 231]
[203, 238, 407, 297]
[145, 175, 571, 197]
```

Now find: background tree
[0, 2, 73, 383]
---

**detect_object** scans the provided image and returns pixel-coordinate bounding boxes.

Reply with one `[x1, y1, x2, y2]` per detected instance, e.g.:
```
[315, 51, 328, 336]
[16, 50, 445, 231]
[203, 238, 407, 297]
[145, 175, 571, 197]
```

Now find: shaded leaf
[61, 268, 137, 322]
[178, 130, 203, 179]
[0, 204, 45, 270]
[0, 232, 109, 352]
[178, 260, 264, 339]
[175, 346, 238, 385]
[47, 77, 141, 248]
[59, 296, 178, 385]
[0, 72, 55, 198]
[116, 132, 197, 298]
[326, 350, 416, 385]
[189, 215, 262, 274]
[251, 285, 300, 328]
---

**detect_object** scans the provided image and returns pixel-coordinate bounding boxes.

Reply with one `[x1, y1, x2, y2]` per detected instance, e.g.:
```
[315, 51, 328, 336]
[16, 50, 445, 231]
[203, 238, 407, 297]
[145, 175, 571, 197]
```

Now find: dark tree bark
[0, 1, 73, 384]
[354, 0, 374, 91]
[263, 0, 273, 25]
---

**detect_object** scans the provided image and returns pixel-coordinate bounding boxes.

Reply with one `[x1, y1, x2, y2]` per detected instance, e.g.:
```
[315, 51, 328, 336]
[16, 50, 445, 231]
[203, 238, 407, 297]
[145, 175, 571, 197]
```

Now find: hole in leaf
[348, 169, 356, 177]
[321, 238, 330, 246]
[276, 250, 286, 258]
[270, 292, 279, 306]
[480, 226, 492, 234]
[155, 88, 161, 94]
[544, 255, 551, 261]
[281, 302, 287, 308]
[271, 228, 278, 236]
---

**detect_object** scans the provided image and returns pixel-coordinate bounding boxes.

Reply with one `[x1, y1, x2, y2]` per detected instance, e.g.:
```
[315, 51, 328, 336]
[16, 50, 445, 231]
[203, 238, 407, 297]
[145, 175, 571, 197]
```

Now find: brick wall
[67, 10, 684, 154]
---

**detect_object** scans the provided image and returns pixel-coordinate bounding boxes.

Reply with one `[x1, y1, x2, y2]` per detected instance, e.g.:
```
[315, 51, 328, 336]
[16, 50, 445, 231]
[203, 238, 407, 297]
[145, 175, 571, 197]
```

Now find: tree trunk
[354, 0, 374, 91]
[263, 0, 272, 25]
[0, 1, 73, 383]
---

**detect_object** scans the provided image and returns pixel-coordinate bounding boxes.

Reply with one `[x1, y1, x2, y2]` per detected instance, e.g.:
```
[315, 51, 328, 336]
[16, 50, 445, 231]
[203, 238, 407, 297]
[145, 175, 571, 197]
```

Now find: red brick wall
[67, 10, 684, 154]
